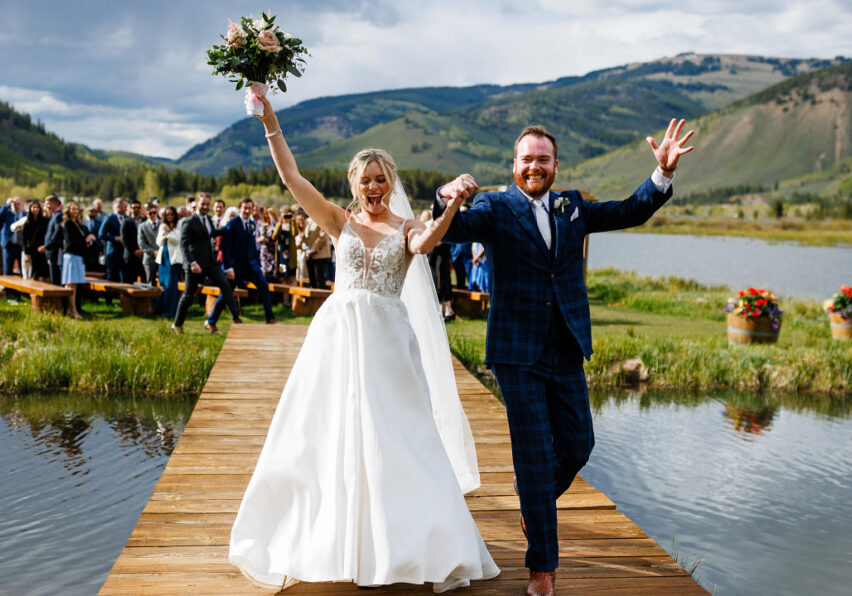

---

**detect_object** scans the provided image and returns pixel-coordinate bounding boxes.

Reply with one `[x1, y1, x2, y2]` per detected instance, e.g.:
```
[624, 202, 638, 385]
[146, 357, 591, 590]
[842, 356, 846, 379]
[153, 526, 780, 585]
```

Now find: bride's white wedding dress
[229, 217, 499, 592]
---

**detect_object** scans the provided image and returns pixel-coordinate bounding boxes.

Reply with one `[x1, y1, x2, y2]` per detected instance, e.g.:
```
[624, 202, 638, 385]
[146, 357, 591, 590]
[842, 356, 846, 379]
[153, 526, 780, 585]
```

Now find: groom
[434, 119, 694, 596]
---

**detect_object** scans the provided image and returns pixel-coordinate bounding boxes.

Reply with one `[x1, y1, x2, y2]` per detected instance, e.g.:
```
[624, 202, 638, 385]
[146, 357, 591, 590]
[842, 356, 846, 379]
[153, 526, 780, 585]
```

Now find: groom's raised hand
[646, 118, 694, 178]
[439, 174, 479, 209]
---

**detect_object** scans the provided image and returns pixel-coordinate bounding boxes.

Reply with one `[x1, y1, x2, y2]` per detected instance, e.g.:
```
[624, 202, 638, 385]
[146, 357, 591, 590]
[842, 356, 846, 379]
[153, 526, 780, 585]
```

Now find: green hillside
[0, 101, 168, 185]
[176, 53, 847, 177]
[561, 62, 852, 202]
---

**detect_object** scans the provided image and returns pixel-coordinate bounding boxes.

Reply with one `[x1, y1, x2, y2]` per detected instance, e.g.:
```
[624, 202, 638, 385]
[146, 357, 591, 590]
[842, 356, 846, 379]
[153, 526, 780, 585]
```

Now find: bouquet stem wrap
[244, 82, 268, 116]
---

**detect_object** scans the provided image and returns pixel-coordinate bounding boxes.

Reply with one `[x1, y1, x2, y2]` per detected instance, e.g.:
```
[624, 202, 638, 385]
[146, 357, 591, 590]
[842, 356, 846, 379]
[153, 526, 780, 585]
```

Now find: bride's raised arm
[255, 96, 347, 237]
[407, 175, 473, 255]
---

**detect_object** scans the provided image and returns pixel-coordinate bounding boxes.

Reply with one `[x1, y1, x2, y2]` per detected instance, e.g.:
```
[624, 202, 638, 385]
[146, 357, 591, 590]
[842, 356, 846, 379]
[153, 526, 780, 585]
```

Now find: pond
[0, 393, 193, 596]
[587, 232, 852, 300]
[583, 389, 852, 596]
[2, 390, 850, 595]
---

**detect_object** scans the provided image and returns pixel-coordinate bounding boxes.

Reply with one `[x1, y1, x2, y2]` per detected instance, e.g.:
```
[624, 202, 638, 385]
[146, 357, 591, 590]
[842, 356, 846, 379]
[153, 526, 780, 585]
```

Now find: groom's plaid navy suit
[435, 177, 671, 571]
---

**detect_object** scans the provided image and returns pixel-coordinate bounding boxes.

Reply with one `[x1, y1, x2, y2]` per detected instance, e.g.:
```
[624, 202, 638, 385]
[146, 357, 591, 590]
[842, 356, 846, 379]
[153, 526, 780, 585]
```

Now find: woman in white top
[155, 206, 183, 319]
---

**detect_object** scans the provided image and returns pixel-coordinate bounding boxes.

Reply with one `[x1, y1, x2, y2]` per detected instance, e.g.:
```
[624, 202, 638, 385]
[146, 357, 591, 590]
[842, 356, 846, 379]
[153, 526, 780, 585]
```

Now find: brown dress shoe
[526, 570, 556, 596]
[204, 321, 220, 334]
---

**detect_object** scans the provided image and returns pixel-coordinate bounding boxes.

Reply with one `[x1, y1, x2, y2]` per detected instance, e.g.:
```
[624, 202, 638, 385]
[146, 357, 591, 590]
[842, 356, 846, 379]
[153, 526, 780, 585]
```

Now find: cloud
[0, 85, 218, 159]
[1, 0, 850, 160]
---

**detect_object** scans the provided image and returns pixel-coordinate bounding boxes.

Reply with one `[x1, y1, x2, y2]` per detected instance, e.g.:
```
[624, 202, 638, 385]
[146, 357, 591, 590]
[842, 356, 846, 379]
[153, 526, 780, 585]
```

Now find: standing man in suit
[121, 199, 145, 284]
[434, 119, 694, 596]
[172, 192, 240, 334]
[0, 197, 25, 275]
[43, 195, 64, 285]
[98, 197, 127, 282]
[138, 201, 160, 285]
[209, 197, 276, 330]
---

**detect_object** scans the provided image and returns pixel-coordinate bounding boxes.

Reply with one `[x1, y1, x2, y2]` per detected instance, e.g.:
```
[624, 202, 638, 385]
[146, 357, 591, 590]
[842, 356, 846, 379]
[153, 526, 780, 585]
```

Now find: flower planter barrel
[829, 312, 852, 341]
[727, 313, 780, 344]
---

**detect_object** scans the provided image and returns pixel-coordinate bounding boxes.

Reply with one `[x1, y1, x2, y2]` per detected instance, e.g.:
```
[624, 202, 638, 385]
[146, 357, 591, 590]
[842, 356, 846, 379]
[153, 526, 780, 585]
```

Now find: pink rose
[225, 20, 247, 48]
[257, 29, 282, 53]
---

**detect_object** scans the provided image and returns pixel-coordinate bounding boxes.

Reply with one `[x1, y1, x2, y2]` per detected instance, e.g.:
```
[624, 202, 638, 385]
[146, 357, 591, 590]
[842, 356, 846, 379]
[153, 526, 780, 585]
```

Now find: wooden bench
[245, 281, 332, 316]
[288, 286, 332, 316]
[85, 278, 164, 315]
[0, 275, 72, 313]
[452, 288, 490, 318]
[177, 282, 248, 315]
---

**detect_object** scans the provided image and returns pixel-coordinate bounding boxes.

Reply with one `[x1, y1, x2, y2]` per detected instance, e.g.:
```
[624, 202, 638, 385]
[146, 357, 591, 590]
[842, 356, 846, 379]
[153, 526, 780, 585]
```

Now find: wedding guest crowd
[6, 191, 471, 325]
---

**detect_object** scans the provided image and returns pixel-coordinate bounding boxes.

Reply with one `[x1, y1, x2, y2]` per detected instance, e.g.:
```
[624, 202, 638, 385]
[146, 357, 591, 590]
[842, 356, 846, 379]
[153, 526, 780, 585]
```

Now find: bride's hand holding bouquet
[206, 12, 309, 116]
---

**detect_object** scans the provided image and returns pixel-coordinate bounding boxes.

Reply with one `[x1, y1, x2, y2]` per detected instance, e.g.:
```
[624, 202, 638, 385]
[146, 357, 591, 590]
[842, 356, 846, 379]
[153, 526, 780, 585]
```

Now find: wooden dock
[101, 324, 707, 594]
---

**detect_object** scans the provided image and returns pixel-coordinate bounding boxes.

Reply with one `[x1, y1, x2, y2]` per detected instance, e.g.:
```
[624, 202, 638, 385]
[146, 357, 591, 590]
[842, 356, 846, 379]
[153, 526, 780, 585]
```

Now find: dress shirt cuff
[651, 168, 674, 193]
[436, 186, 449, 207]
[225, 268, 234, 274]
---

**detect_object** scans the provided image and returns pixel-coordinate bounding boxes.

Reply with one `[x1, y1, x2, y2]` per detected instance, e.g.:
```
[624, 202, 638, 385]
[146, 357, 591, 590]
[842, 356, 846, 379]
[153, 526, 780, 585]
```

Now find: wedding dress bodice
[335, 219, 406, 298]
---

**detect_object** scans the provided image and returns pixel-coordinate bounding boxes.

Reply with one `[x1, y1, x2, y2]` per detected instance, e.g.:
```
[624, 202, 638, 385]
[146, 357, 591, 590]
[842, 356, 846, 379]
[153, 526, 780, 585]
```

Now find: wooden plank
[0, 274, 71, 297]
[101, 323, 707, 595]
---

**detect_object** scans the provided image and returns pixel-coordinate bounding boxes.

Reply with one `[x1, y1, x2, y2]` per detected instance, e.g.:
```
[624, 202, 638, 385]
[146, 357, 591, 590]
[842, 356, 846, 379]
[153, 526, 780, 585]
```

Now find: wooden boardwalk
[101, 324, 707, 595]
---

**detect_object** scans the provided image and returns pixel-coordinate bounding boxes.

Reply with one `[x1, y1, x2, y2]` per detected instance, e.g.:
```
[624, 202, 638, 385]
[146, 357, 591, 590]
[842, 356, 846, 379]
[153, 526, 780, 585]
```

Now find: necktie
[204, 216, 211, 235]
[531, 198, 551, 250]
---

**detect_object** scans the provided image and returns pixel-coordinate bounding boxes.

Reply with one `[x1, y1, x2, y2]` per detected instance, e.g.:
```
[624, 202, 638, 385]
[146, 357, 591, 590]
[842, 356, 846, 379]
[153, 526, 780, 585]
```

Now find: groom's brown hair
[514, 125, 558, 159]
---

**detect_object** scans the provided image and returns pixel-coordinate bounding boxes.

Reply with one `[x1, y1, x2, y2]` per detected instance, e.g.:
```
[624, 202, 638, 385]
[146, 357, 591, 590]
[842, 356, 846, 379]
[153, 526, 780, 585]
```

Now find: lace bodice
[334, 219, 407, 298]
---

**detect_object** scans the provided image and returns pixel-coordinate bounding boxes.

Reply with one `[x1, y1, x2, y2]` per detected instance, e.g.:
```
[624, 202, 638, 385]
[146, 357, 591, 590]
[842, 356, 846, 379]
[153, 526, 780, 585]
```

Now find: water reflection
[722, 403, 777, 437]
[0, 392, 194, 596]
[583, 388, 852, 596]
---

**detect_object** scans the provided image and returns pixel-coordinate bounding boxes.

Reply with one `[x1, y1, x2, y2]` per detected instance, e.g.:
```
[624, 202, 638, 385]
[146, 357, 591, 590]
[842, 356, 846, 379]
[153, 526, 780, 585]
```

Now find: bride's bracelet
[265, 128, 282, 138]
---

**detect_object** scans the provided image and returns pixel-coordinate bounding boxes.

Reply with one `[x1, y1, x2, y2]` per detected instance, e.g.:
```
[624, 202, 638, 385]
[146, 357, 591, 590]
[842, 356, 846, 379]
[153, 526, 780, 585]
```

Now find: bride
[228, 95, 499, 592]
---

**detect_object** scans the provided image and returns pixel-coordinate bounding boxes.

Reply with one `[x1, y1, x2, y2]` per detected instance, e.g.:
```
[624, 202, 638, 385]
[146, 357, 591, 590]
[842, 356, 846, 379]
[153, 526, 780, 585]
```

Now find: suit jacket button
[546, 302, 552, 308]
[551, 273, 555, 278]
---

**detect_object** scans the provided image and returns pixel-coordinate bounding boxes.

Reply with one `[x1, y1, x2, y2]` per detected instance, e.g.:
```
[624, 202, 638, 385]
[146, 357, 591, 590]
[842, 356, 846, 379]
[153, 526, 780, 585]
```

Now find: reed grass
[0, 303, 224, 396]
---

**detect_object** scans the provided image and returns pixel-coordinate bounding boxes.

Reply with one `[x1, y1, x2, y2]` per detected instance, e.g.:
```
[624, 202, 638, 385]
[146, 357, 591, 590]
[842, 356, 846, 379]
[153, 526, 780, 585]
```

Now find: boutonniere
[553, 196, 569, 214]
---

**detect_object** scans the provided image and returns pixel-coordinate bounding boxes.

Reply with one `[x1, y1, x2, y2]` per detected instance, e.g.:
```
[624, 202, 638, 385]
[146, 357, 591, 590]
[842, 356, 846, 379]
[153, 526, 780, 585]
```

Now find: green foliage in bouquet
[206, 12, 309, 92]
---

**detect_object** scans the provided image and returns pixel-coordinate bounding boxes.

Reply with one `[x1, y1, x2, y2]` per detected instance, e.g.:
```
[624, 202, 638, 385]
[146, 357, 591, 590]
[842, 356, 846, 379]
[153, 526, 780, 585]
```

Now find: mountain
[0, 101, 168, 184]
[561, 62, 852, 201]
[176, 53, 847, 178]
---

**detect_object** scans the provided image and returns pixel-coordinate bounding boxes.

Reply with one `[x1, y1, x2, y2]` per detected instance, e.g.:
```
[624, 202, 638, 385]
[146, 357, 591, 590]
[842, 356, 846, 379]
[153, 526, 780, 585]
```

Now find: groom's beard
[514, 169, 556, 199]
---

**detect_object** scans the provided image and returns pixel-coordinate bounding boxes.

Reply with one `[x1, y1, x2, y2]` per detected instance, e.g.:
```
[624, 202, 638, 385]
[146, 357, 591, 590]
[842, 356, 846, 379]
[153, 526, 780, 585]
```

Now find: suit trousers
[209, 265, 274, 324]
[48, 255, 61, 285]
[3, 244, 22, 276]
[173, 265, 238, 328]
[306, 257, 329, 289]
[143, 258, 158, 286]
[123, 256, 145, 284]
[105, 252, 124, 283]
[491, 314, 594, 572]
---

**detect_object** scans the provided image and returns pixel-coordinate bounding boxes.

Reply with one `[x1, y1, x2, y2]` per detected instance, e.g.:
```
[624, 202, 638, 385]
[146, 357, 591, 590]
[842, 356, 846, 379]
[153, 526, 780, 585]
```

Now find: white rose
[256, 29, 282, 53]
[253, 18, 269, 31]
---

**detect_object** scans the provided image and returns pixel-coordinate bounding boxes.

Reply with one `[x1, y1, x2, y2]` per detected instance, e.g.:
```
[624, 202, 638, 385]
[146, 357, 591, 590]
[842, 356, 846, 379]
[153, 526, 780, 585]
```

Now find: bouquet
[823, 285, 852, 319]
[724, 287, 783, 329]
[206, 12, 309, 116]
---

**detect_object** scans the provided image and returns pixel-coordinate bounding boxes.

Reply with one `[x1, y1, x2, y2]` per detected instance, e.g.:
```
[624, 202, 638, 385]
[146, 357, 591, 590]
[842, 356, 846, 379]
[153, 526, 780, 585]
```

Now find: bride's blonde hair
[346, 148, 398, 213]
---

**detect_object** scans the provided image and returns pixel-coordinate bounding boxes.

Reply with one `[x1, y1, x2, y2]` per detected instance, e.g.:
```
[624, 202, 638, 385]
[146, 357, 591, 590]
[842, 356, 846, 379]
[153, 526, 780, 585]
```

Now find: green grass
[5, 267, 851, 399]
[0, 294, 311, 397]
[445, 268, 852, 397]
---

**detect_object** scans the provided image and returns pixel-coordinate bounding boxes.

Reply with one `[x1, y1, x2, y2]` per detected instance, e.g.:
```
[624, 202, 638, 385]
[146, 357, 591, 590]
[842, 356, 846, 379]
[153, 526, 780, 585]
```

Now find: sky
[1, 0, 850, 160]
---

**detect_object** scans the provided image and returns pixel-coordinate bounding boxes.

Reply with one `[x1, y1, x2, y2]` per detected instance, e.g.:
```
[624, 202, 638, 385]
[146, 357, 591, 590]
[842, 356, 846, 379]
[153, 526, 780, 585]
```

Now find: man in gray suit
[137, 200, 160, 285]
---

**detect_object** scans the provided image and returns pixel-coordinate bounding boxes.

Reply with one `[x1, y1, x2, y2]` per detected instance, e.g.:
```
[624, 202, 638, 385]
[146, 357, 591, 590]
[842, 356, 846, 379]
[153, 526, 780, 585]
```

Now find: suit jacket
[44, 210, 65, 261]
[434, 178, 671, 365]
[0, 205, 25, 247]
[221, 216, 261, 279]
[180, 212, 224, 271]
[301, 219, 330, 259]
[137, 219, 159, 265]
[121, 217, 141, 261]
[98, 213, 124, 260]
